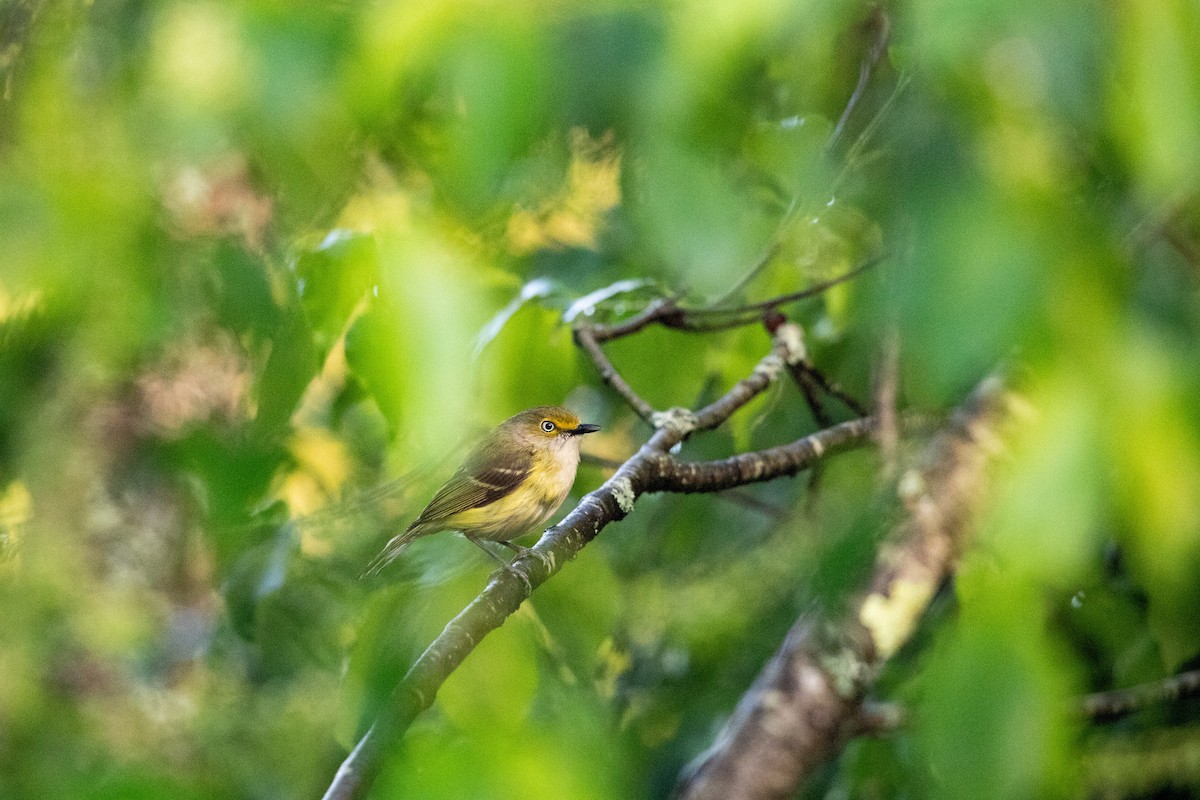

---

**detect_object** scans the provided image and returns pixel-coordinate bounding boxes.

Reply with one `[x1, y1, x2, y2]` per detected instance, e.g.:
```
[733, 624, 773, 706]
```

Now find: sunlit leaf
[473, 276, 558, 358]
[562, 278, 656, 324]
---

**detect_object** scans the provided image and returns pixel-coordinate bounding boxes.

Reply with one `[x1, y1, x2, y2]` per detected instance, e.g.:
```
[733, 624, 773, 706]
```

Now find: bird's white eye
[541, 420, 556, 433]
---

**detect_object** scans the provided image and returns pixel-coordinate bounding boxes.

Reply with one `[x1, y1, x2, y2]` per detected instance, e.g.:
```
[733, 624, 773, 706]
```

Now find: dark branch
[1081, 669, 1200, 720]
[689, 255, 883, 320]
[574, 325, 657, 422]
[585, 257, 883, 344]
[693, 338, 794, 431]
[645, 416, 878, 494]
[586, 297, 679, 342]
[583, 452, 788, 520]
[831, 668, 1200, 746]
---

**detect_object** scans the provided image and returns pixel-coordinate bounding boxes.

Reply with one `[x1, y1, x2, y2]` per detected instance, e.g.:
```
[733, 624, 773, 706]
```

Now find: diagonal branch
[825, 5, 892, 155]
[574, 324, 658, 423]
[673, 375, 1008, 800]
[320, 324, 877, 800]
[1082, 669, 1200, 721]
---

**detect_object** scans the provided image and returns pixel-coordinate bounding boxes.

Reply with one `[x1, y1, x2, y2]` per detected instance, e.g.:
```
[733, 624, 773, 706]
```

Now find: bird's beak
[569, 423, 601, 436]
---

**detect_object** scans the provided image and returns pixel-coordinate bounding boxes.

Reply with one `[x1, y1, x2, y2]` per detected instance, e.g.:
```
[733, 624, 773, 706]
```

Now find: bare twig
[574, 325, 658, 422]
[673, 375, 1008, 800]
[797, 362, 868, 417]
[1082, 669, 1200, 720]
[826, 6, 892, 154]
[687, 256, 884, 324]
[787, 667, 1200, 747]
[875, 325, 900, 482]
[583, 453, 788, 520]
[832, 71, 911, 194]
[791, 364, 832, 427]
[585, 257, 883, 344]
[644, 416, 877, 494]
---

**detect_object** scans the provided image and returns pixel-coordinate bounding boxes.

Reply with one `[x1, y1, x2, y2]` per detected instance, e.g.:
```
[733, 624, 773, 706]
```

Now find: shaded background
[1, 0, 1199, 797]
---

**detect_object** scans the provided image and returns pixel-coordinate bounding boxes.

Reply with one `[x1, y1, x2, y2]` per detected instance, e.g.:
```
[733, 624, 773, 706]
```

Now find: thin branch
[321, 325, 873, 800]
[674, 375, 1008, 800]
[706, 240, 785, 308]
[583, 452, 788, 520]
[1082, 725, 1200, 798]
[874, 324, 901, 483]
[645, 416, 878, 494]
[791, 363, 832, 427]
[686, 255, 885, 322]
[797, 361, 868, 417]
[585, 257, 883, 344]
[711, 489, 790, 521]
[799, 667, 1200, 744]
[693, 337, 796, 431]
[832, 70, 911, 194]
[574, 325, 657, 422]
[1081, 669, 1200, 721]
[825, 6, 892, 155]
[586, 297, 680, 343]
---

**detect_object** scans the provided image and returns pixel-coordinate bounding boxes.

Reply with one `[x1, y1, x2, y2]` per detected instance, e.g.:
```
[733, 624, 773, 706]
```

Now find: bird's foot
[498, 561, 533, 594]
[503, 542, 554, 574]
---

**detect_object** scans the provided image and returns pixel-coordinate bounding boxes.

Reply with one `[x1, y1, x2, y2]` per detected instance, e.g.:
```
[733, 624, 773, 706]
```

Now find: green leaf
[294, 230, 382, 355]
[253, 305, 319, 437]
[343, 296, 408, 434]
[918, 570, 1079, 800]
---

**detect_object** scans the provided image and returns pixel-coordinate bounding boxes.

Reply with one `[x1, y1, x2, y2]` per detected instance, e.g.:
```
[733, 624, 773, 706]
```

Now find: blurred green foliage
[1, 0, 1199, 798]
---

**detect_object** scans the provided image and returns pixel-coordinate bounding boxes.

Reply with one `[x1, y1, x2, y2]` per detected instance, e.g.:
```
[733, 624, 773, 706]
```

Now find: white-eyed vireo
[362, 405, 600, 577]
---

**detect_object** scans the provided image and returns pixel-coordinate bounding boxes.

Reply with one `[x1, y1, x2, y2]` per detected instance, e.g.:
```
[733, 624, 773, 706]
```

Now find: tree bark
[674, 375, 1008, 800]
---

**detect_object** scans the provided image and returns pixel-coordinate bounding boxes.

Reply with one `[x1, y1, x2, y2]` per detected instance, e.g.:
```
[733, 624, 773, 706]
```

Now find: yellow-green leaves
[1110, 0, 1200, 201]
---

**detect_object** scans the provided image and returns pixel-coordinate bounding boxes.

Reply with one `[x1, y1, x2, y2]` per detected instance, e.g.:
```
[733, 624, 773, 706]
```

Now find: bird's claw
[515, 546, 554, 574]
[500, 562, 533, 594]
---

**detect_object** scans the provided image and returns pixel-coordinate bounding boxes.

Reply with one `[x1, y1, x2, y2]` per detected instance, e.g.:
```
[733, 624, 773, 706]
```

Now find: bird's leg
[465, 535, 532, 593]
[499, 540, 554, 573]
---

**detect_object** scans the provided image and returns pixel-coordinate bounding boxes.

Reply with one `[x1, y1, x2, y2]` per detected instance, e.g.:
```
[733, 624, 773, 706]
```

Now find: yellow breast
[446, 446, 578, 542]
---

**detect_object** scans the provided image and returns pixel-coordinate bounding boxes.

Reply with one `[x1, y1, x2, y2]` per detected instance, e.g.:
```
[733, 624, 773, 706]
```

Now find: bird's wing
[413, 439, 534, 527]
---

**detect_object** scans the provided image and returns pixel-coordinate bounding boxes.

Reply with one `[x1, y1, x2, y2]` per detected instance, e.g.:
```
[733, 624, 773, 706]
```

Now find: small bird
[362, 405, 600, 578]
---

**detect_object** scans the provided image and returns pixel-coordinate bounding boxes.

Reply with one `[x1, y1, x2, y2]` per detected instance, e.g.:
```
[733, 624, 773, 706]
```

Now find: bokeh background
[1, 0, 1199, 798]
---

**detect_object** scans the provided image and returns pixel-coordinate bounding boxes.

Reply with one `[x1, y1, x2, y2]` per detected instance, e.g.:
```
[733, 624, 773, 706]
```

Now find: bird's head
[505, 405, 601, 448]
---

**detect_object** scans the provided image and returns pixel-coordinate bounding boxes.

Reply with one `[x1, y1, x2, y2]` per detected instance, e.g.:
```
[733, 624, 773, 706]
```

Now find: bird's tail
[359, 521, 431, 579]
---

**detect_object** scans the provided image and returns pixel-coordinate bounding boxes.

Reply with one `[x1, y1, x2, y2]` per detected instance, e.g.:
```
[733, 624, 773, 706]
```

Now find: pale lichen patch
[818, 643, 867, 699]
[651, 406, 698, 434]
[752, 353, 786, 383]
[859, 577, 936, 660]
[776, 321, 807, 364]
[609, 477, 636, 515]
[897, 469, 925, 502]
